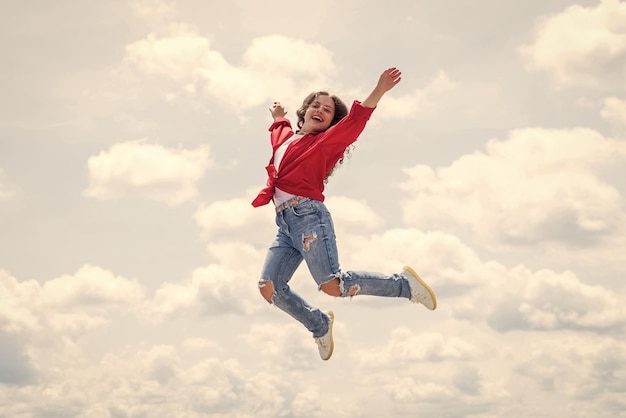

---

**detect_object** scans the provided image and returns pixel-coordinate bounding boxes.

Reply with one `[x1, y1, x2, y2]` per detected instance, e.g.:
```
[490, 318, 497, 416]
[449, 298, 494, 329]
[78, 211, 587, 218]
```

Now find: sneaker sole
[403, 266, 437, 310]
[322, 311, 335, 361]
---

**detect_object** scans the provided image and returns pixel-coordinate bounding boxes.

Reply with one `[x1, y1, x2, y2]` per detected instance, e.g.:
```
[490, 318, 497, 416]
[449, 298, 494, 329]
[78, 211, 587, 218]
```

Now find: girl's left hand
[377, 68, 402, 92]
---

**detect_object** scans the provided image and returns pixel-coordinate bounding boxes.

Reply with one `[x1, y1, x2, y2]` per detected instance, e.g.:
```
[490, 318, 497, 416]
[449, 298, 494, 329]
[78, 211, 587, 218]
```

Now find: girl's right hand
[269, 102, 287, 120]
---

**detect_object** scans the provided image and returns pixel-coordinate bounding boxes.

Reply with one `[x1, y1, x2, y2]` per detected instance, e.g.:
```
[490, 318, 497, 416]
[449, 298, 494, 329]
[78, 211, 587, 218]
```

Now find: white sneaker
[401, 266, 437, 310]
[315, 311, 334, 361]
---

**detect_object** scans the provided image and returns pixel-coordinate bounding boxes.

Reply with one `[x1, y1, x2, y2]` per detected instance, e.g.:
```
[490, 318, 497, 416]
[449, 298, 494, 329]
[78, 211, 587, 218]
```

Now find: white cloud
[47, 313, 110, 335]
[399, 127, 626, 247]
[0, 330, 35, 385]
[355, 327, 476, 368]
[347, 317, 626, 416]
[159, 353, 288, 417]
[601, 96, 626, 125]
[194, 195, 273, 236]
[125, 27, 218, 81]
[130, 0, 177, 22]
[41, 264, 144, 308]
[125, 29, 337, 109]
[519, 0, 626, 89]
[122, 22, 453, 121]
[515, 335, 626, 400]
[241, 322, 322, 370]
[237, 323, 359, 417]
[84, 139, 211, 205]
[141, 345, 181, 384]
[485, 266, 626, 332]
[334, 223, 626, 333]
[1, 266, 144, 336]
[527, 272, 624, 330]
[181, 337, 221, 353]
[143, 242, 263, 320]
[385, 378, 455, 402]
[0, 270, 42, 333]
[0, 340, 290, 418]
[4, 322, 621, 418]
[3, 237, 625, 417]
[347, 322, 513, 415]
[243, 35, 335, 77]
[290, 387, 324, 417]
[373, 70, 456, 119]
[325, 196, 385, 231]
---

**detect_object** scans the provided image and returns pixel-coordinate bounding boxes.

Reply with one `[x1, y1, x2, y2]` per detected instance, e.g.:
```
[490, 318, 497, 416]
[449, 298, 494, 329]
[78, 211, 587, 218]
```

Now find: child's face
[301, 95, 335, 133]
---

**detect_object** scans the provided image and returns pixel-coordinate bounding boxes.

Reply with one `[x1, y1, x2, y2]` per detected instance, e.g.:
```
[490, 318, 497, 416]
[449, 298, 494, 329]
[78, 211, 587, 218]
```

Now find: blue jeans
[259, 198, 411, 338]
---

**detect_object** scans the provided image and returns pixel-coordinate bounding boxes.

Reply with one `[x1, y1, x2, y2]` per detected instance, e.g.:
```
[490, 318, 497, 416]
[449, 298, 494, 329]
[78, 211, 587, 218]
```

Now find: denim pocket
[291, 201, 317, 217]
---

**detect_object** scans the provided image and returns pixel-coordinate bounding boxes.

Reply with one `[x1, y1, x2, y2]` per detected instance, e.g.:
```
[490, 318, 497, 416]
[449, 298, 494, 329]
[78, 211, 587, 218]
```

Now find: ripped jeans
[259, 198, 411, 338]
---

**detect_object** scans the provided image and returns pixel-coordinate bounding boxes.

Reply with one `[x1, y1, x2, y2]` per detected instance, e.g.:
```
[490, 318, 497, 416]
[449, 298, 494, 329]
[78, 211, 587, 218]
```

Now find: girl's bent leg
[259, 230, 330, 338]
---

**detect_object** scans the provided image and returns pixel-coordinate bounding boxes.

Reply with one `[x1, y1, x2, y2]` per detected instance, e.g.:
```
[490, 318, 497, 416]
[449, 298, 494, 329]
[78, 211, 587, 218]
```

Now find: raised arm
[267, 101, 294, 148]
[361, 67, 402, 108]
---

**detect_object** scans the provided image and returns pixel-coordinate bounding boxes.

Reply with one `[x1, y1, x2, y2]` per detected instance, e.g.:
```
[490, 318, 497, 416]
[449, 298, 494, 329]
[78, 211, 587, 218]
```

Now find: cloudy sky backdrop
[1, 0, 626, 417]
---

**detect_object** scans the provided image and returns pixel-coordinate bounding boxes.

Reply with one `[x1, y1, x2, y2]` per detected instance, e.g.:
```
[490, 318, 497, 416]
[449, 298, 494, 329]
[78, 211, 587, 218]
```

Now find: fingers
[384, 67, 402, 82]
[269, 101, 287, 116]
[375, 67, 402, 93]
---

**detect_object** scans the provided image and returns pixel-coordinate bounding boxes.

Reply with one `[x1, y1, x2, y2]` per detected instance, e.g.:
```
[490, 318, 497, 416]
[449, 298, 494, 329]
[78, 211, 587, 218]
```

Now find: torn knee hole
[259, 280, 275, 303]
[320, 277, 342, 296]
[320, 279, 360, 297]
[320, 278, 342, 297]
[302, 232, 317, 252]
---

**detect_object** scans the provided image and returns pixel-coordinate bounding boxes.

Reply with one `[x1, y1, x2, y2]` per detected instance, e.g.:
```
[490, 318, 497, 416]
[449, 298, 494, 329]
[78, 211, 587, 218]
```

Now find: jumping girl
[252, 68, 437, 360]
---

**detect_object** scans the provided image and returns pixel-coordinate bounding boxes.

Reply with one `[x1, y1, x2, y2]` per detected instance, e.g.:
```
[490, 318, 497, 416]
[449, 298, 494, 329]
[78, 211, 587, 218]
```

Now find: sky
[1, 0, 626, 417]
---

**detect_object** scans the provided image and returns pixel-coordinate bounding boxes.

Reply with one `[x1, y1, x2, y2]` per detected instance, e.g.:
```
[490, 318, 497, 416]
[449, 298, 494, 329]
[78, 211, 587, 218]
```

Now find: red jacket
[252, 100, 375, 207]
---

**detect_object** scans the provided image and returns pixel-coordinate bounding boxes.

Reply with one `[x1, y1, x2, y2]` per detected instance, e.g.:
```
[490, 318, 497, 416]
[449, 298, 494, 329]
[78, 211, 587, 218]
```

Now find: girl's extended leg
[286, 199, 412, 299]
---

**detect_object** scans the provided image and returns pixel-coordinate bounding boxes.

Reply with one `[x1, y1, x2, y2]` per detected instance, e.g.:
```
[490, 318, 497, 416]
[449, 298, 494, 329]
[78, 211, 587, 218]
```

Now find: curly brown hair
[295, 91, 348, 130]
